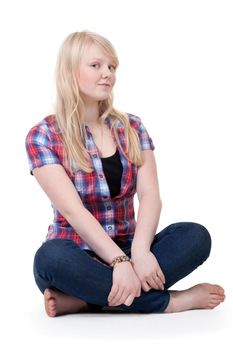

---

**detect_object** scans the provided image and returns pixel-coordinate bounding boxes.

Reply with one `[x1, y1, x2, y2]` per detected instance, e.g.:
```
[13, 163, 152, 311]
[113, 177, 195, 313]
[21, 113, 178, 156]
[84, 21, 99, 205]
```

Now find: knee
[33, 239, 69, 293]
[33, 239, 62, 277]
[170, 221, 211, 262]
[33, 243, 48, 279]
[186, 222, 212, 261]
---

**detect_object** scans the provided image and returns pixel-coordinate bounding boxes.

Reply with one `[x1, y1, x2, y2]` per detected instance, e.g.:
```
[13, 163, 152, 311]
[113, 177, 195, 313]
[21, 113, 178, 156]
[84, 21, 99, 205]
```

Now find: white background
[0, 0, 232, 348]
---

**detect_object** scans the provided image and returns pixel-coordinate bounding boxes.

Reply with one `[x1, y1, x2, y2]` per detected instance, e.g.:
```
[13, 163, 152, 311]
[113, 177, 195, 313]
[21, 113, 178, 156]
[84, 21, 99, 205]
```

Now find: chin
[95, 94, 111, 101]
[83, 92, 111, 103]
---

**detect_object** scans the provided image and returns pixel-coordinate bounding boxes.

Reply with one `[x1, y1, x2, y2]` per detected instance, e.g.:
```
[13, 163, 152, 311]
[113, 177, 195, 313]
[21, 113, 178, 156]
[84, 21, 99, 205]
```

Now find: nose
[101, 65, 111, 78]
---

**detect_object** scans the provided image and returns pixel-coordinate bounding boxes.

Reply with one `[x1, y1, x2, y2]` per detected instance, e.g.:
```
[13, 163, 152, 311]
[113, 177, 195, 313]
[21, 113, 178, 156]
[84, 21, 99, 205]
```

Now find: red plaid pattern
[25, 113, 155, 249]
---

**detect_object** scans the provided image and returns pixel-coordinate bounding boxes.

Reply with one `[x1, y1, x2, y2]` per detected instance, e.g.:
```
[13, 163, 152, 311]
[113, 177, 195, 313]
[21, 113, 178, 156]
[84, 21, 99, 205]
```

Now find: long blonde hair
[54, 30, 143, 174]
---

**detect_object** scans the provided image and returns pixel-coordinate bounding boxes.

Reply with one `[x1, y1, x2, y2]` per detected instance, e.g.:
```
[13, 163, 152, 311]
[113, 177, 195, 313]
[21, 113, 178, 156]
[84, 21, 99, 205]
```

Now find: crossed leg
[39, 222, 225, 317]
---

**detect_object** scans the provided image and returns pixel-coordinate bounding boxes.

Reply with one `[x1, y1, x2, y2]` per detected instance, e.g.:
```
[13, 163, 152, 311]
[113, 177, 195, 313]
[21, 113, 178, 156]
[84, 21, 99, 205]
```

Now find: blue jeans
[33, 222, 211, 313]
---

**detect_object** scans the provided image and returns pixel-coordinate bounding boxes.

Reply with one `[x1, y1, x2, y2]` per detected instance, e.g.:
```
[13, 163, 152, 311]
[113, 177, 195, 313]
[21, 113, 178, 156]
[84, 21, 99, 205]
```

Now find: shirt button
[93, 154, 98, 158]
[103, 195, 108, 199]
[107, 206, 111, 210]
[107, 226, 112, 230]
[99, 174, 104, 179]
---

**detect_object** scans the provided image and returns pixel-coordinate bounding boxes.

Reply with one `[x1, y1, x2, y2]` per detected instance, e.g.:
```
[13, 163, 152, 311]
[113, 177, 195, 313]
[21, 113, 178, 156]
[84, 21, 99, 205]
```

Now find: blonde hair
[54, 30, 143, 174]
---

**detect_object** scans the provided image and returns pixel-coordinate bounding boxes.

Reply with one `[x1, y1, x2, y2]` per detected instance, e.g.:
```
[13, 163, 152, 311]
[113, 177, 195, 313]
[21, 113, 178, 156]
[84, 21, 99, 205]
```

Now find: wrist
[131, 247, 150, 260]
[131, 241, 150, 255]
[113, 260, 132, 270]
[131, 252, 151, 266]
[110, 255, 131, 268]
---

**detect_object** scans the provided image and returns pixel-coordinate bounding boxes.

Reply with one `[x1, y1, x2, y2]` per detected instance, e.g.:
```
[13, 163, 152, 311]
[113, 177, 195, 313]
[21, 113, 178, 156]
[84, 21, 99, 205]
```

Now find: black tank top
[101, 149, 123, 198]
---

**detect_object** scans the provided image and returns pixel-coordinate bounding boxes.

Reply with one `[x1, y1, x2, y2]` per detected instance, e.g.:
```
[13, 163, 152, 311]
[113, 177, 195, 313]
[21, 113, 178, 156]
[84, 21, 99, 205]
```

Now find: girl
[25, 30, 225, 317]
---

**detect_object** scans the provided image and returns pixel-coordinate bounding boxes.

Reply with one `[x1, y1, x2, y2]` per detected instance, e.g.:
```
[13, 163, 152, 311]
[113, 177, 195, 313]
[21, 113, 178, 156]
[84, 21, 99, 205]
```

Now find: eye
[90, 63, 100, 68]
[109, 65, 116, 72]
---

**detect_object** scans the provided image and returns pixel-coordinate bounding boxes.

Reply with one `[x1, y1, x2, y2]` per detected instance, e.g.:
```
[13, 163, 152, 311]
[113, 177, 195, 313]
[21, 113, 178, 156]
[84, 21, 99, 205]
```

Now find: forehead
[82, 44, 112, 62]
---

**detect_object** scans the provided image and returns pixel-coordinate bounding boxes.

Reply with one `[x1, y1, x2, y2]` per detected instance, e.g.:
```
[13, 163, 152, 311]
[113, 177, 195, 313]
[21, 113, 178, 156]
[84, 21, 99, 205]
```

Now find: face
[76, 44, 117, 104]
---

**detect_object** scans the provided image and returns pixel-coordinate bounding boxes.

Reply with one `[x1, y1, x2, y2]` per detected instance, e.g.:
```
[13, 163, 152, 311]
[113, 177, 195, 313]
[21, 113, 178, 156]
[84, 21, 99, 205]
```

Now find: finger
[133, 285, 141, 298]
[153, 268, 165, 286]
[118, 290, 132, 306]
[142, 281, 151, 292]
[110, 290, 129, 307]
[147, 277, 160, 290]
[108, 285, 119, 303]
[109, 289, 125, 306]
[108, 284, 118, 300]
[136, 288, 141, 297]
[152, 276, 164, 290]
[123, 294, 135, 306]
[147, 275, 162, 290]
[157, 268, 166, 284]
[155, 274, 165, 289]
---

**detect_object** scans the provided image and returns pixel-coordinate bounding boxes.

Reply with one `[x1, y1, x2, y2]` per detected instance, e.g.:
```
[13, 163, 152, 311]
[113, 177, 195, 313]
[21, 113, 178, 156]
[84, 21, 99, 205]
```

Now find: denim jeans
[33, 222, 211, 313]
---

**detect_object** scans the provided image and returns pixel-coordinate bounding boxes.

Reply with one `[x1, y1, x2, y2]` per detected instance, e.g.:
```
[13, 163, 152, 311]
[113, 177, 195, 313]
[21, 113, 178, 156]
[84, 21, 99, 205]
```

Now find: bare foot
[44, 288, 90, 317]
[164, 283, 225, 313]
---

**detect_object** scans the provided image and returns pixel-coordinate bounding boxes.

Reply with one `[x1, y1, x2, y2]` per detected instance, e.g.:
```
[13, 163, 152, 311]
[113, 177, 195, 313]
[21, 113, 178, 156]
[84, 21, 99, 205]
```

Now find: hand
[131, 251, 165, 292]
[107, 262, 141, 307]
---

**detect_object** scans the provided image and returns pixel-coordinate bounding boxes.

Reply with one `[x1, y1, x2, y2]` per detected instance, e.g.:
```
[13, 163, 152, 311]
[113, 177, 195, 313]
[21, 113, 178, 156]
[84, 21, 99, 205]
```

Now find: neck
[83, 101, 100, 126]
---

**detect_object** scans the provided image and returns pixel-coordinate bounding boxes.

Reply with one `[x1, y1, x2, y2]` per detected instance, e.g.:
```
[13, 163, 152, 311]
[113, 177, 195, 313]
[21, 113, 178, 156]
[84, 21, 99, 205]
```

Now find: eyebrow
[90, 57, 105, 61]
[90, 57, 115, 64]
[88, 57, 118, 67]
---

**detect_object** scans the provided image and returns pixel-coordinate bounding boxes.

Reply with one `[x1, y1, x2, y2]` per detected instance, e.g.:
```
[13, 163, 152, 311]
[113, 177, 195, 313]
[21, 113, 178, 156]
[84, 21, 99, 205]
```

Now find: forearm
[66, 207, 126, 265]
[131, 193, 162, 257]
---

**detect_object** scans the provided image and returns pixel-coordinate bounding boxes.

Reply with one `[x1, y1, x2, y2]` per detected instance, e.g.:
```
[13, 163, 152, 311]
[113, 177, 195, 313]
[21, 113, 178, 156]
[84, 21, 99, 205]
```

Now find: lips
[98, 83, 111, 87]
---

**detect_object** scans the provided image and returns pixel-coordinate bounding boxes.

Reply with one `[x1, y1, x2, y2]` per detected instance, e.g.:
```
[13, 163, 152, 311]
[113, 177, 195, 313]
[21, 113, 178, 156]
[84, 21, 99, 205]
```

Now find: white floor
[3, 276, 232, 349]
[3, 217, 231, 349]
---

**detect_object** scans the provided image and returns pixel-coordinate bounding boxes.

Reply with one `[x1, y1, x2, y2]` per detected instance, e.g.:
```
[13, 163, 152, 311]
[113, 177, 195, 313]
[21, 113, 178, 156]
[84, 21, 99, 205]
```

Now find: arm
[32, 164, 126, 265]
[131, 150, 165, 291]
[131, 150, 162, 256]
[33, 164, 141, 306]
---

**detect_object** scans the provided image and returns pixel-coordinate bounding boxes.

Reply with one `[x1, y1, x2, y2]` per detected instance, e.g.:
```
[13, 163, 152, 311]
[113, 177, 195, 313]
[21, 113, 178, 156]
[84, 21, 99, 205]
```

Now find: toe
[44, 288, 53, 299]
[213, 284, 225, 294]
[50, 309, 56, 317]
[44, 289, 57, 317]
[208, 284, 225, 296]
[49, 310, 56, 317]
[48, 300, 56, 317]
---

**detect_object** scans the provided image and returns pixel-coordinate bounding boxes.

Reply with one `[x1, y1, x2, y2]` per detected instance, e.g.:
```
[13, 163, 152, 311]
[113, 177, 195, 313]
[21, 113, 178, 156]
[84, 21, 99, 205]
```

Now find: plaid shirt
[25, 113, 155, 249]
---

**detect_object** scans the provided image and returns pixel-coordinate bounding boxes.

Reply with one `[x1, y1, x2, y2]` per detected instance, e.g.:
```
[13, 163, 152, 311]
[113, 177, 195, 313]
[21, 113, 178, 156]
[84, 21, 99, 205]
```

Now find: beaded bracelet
[110, 255, 131, 268]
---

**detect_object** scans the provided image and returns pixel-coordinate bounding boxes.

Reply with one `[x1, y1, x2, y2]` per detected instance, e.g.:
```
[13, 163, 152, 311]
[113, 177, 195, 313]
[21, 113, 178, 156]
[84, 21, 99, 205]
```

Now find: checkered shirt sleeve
[128, 114, 155, 151]
[25, 125, 61, 175]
